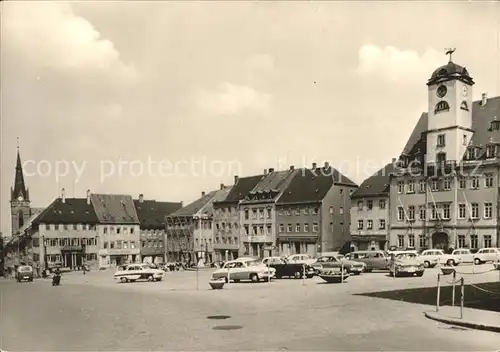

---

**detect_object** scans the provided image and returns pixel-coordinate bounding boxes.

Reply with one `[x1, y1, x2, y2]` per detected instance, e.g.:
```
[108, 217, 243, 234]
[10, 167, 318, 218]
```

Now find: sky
[1, 1, 499, 236]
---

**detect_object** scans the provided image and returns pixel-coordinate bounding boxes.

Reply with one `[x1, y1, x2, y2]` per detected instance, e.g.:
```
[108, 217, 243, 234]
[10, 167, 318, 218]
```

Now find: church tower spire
[11, 138, 29, 201]
[10, 138, 31, 235]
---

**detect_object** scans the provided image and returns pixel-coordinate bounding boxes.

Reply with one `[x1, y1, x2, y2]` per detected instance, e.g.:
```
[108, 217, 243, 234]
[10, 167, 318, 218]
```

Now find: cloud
[2, 2, 136, 80]
[356, 45, 443, 82]
[194, 82, 272, 115]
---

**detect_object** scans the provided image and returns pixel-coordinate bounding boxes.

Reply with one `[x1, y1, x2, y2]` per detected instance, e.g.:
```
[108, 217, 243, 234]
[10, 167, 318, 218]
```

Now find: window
[357, 201, 363, 210]
[397, 207, 405, 221]
[436, 152, 446, 163]
[252, 209, 257, 219]
[313, 207, 319, 215]
[408, 235, 415, 248]
[303, 208, 309, 215]
[287, 224, 292, 232]
[367, 200, 373, 210]
[431, 206, 438, 220]
[419, 180, 426, 193]
[130, 227, 134, 234]
[54, 224, 59, 230]
[443, 178, 451, 191]
[329, 206, 334, 214]
[244, 225, 249, 235]
[407, 181, 415, 193]
[437, 134, 446, 147]
[259, 209, 264, 219]
[312, 223, 319, 232]
[466, 148, 475, 160]
[267, 208, 272, 219]
[379, 200, 386, 209]
[357, 220, 364, 230]
[110, 241, 115, 249]
[259, 225, 264, 234]
[293, 208, 299, 215]
[130, 241, 136, 249]
[123, 241, 128, 249]
[458, 204, 466, 219]
[304, 223, 309, 232]
[484, 235, 492, 248]
[460, 101, 469, 111]
[367, 220, 373, 229]
[408, 206, 415, 221]
[103, 241, 108, 249]
[419, 234, 427, 248]
[486, 145, 496, 159]
[295, 223, 301, 232]
[379, 219, 386, 229]
[471, 203, 479, 219]
[442, 204, 450, 220]
[431, 179, 438, 191]
[471, 176, 480, 189]
[484, 202, 493, 219]
[485, 173, 493, 188]
[329, 222, 334, 232]
[397, 181, 404, 194]
[462, 133, 468, 145]
[458, 178, 466, 189]
[419, 206, 426, 220]
[434, 101, 450, 114]
[72, 224, 77, 230]
[458, 235, 466, 248]
[267, 225, 272, 234]
[339, 207, 344, 215]
[397, 235, 405, 248]
[470, 235, 478, 249]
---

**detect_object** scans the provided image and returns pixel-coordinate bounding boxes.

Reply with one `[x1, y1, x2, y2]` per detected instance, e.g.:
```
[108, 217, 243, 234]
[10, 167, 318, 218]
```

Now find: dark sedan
[16, 265, 34, 282]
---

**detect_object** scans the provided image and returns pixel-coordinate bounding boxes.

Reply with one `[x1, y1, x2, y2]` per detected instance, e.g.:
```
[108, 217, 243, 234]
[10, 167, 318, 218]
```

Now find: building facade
[350, 163, 394, 251]
[134, 194, 182, 264]
[92, 194, 141, 267]
[212, 175, 263, 261]
[389, 56, 500, 251]
[276, 163, 357, 256]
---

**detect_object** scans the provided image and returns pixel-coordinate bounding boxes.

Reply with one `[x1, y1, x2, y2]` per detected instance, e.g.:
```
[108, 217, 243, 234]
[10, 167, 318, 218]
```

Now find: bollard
[227, 267, 230, 285]
[460, 277, 464, 319]
[267, 262, 270, 284]
[302, 264, 305, 286]
[451, 270, 456, 306]
[341, 261, 344, 283]
[436, 273, 441, 312]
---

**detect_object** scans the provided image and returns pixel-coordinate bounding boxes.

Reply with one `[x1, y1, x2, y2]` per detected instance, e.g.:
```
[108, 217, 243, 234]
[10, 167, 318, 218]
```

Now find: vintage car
[451, 249, 474, 265]
[345, 251, 390, 272]
[473, 248, 500, 264]
[311, 254, 365, 275]
[389, 253, 425, 277]
[262, 256, 315, 279]
[286, 254, 316, 266]
[16, 265, 34, 282]
[420, 249, 460, 266]
[212, 258, 275, 283]
[114, 263, 165, 283]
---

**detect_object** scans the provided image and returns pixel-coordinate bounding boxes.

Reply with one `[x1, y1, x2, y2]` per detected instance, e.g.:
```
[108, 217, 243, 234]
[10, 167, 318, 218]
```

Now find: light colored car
[346, 250, 390, 272]
[473, 248, 500, 264]
[451, 249, 474, 265]
[114, 263, 165, 283]
[420, 249, 460, 266]
[286, 254, 316, 266]
[311, 255, 366, 275]
[212, 258, 276, 283]
[389, 253, 425, 277]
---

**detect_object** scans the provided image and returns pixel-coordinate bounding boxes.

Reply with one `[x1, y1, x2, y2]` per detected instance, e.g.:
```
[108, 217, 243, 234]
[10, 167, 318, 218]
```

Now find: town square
[2, 1, 500, 351]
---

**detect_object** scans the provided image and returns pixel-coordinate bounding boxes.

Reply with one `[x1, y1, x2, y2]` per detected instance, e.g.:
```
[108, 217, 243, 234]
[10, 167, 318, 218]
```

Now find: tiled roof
[241, 169, 298, 203]
[33, 198, 99, 225]
[311, 166, 357, 186]
[134, 200, 183, 230]
[216, 175, 264, 204]
[168, 190, 219, 218]
[350, 163, 396, 199]
[277, 169, 334, 204]
[18, 212, 43, 233]
[197, 187, 233, 217]
[402, 96, 500, 162]
[91, 194, 139, 224]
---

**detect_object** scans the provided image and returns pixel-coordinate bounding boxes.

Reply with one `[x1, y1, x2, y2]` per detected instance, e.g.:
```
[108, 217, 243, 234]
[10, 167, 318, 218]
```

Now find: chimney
[61, 188, 66, 203]
[180, 201, 183, 207]
[86, 189, 91, 205]
[392, 158, 396, 163]
[312, 162, 317, 169]
[139, 194, 144, 203]
[264, 169, 268, 175]
[268, 168, 275, 173]
[220, 183, 224, 190]
[324, 161, 330, 168]
[482, 93, 488, 106]
[234, 175, 239, 184]
[289, 165, 295, 170]
[201, 191, 206, 197]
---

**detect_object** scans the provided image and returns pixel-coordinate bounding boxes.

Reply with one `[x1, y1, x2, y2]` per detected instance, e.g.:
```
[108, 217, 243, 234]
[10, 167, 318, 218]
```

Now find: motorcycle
[52, 273, 61, 286]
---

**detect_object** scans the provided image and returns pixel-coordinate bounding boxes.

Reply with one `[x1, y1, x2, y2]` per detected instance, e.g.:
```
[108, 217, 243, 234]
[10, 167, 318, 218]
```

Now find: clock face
[437, 85, 447, 98]
[462, 85, 467, 97]
[17, 196, 23, 201]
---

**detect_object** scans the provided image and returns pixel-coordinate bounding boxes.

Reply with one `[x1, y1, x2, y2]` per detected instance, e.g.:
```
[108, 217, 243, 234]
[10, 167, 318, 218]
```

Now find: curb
[424, 311, 500, 333]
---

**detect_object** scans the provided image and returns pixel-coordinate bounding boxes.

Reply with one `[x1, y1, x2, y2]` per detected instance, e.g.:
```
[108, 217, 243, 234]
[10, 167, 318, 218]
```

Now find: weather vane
[445, 48, 456, 62]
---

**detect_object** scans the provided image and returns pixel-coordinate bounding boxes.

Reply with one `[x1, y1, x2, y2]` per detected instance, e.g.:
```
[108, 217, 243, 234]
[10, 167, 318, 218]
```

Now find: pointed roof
[350, 163, 396, 199]
[168, 187, 232, 218]
[11, 148, 28, 201]
[33, 198, 99, 225]
[90, 194, 140, 224]
[134, 199, 183, 230]
[216, 175, 264, 204]
[277, 169, 335, 204]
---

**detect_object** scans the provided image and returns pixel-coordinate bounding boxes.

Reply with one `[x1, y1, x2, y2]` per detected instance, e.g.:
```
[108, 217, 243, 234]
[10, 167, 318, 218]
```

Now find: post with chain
[302, 264, 305, 286]
[460, 277, 464, 319]
[451, 269, 456, 306]
[436, 273, 441, 312]
[341, 261, 344, 284]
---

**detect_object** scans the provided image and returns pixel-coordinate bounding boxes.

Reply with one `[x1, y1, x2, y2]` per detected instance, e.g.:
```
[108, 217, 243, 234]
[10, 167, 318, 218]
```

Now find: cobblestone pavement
[2, 265, 500, 351]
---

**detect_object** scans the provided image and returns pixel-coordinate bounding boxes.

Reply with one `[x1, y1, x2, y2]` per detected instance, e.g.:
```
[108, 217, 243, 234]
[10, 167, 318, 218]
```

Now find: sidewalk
[425, 306, 500, 333]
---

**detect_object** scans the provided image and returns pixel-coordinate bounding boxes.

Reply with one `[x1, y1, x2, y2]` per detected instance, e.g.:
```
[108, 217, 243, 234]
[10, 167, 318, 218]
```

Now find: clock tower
[10, 143, 31, 236]
[426, 49, 475, 164]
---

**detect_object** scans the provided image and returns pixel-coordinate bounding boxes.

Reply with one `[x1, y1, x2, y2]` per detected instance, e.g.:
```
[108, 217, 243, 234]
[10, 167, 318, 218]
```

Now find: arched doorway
[432, 232, 449, 250]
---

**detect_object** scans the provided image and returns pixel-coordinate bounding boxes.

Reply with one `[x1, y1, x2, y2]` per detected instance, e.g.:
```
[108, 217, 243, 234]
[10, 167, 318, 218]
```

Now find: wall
[321, 184, 355, 251]
[350, 195, 390, 250]
[140, 229, 166, 257]
[98, 224, 141, 266]
[212, 203, 240, 260]
[239, 201, 275, 256]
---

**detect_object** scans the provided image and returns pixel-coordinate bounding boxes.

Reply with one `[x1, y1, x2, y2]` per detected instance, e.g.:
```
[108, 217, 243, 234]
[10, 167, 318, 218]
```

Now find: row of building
[4, 54, 500, 270]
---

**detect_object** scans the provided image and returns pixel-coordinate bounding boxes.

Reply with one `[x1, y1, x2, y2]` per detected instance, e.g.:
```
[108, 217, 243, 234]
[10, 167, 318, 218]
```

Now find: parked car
[212, 258, 275, 283]
[420, 249, 460, 266]
[263, 256, 315, 279]
[345, 250, 390, 272]
[311, 254, 365, 275]
[286, 254, 316, 266]
[389, 252, 425, 277]
[114, 263, 165, 283]
[473, 248, 500, 264]
[16, 265, 34, 282]
[451, 249, 474, 265]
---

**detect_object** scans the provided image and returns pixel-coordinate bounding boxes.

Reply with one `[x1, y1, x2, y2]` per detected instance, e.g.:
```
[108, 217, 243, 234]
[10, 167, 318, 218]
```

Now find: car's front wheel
[446, 259, 455, 266]
[147, 275, 154, 282]
[423, 261, 430, 268]
[120, 277, 128, 283]
[474, 258, 481, 265]
[250, 273, 259, 282]
[294, 271, 302, 279]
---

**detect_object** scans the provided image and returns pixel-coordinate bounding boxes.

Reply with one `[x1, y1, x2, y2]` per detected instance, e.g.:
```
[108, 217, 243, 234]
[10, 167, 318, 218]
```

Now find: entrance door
[294, 242, 300, 254]
[432, 232, 449, 250]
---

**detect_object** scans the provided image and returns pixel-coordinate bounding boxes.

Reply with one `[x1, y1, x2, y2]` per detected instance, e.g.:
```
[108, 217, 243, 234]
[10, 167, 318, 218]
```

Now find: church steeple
[11, 139, 29, 202]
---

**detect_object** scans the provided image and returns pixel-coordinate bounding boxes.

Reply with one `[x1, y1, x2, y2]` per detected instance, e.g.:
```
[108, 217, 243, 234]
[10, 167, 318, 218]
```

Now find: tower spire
[445, 47, 456, 63]
[11, 139, 28, 201]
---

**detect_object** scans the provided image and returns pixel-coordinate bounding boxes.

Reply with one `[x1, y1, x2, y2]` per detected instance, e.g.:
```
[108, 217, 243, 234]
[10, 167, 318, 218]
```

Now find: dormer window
[466, 148, 476, 160]
[489, 117, 500, 131]
[460, 101, 469, 111]
[438, 68, 448, 76]
[486, 145, 497, 159]
[434, 101, 450, 114]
